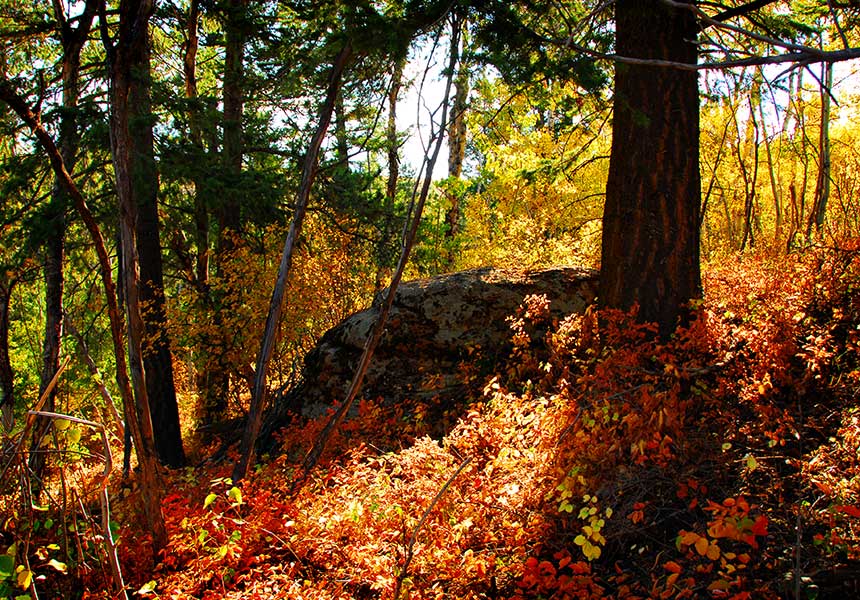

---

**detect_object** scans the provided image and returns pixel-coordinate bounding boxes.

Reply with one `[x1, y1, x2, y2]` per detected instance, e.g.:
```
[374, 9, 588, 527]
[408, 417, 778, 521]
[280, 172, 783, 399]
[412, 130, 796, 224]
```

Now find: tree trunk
[599, 0, 701, 338]
[0, 64, 167, 550]
[220, 0, 245, 239]
[184, 0, 210, 290]
[105, 0, 168, 547]
[0, 278, 14, 431]
[111, 0, 184, 468]
[443, 13, 469, 269]
[375, 58, 405, 293]
[808, 61, 832, 239]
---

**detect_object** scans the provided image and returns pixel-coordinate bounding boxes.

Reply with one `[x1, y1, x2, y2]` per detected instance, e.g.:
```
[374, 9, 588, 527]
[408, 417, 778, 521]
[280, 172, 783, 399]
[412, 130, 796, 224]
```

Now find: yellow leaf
[53, 419, 70, 431]
[16, 566, 32, 589]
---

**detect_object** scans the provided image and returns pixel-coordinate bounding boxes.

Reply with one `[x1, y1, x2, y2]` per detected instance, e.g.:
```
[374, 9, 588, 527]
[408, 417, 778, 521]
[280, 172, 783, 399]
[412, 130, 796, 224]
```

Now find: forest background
[2, 1, 860, 598]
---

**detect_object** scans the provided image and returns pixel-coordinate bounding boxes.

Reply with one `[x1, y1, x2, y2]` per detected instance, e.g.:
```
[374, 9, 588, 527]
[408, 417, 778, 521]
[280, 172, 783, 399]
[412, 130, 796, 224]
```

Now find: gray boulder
[297, 266, 598, 414]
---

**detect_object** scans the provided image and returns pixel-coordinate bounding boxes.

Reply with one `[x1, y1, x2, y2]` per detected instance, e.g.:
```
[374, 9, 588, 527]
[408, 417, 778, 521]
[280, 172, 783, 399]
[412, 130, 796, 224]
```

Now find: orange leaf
[664, 561, 682, 574]
[695, 536, 709, 556]
[706, 542, 721, 561]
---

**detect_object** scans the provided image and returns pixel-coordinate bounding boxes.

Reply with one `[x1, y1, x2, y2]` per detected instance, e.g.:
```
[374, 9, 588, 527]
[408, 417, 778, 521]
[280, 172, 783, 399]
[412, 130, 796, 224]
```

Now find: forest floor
[5, 243, 860, 599]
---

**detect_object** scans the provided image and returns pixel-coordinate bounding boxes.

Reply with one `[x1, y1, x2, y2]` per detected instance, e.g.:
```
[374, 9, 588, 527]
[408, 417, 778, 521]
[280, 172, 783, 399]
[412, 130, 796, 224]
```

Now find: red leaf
[836, 505, 860, 518]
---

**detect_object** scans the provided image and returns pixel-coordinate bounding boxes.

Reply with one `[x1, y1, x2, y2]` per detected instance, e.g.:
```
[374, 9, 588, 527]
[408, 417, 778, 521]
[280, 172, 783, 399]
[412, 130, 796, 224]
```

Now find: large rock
[296, 266, 598, 414]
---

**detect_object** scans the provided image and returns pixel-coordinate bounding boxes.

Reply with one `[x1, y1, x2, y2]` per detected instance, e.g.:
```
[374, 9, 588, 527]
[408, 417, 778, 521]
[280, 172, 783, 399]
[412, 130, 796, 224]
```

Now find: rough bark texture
[107, 0, 167, 548]
[295, 267, 597, 416]
[220, 0, 245, 238]
[113, 0, 185, 467]
[599, 0, 702, 338]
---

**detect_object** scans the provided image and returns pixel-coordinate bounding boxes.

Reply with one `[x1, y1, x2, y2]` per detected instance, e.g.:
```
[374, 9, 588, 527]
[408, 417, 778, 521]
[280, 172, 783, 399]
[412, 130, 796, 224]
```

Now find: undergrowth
[3, 243, 860, 599]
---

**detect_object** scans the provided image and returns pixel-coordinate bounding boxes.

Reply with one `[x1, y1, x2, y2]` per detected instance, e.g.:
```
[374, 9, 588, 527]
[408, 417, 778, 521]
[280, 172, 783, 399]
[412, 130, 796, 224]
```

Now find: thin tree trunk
[0, 278, 15, 432]
[375, 58, 405, 293]
[184, 0, 209, 290]
[64, 315, 125, 438]
[297, 36, 458, 486]
[808, 61, 833, 238]
[443, 13, 468, 270]
[183, 0, 222, 424]
[233, 41, 354, 482]
[739, 93, 760, 252]
[29, 0, 99, 491]
[203, 0, 248, 421]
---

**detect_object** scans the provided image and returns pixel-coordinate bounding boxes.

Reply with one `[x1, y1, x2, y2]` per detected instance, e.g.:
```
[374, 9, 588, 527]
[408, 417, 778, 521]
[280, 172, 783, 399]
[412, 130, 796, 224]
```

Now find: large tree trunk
[599, 0, 701, 338]
[220, 0, 245, 238]
[105, 0, 168, 547]
[110, 0, 185, 467]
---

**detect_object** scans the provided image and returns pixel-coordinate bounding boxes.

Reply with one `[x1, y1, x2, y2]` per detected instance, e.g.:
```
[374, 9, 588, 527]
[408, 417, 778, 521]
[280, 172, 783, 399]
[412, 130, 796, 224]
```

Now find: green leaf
[746, 454, 758, 471]
[203, 493, 218, 510]
[53, 419, 70, 431]
[227, 486, 242, 506]
[0, 554, 14, 578]
[66, 428, 81, 444]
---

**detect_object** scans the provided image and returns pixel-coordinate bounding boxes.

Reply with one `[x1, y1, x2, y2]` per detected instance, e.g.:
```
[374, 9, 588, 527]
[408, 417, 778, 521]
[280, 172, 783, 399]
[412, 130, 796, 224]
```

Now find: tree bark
[183, 0, 210, 290]
[443, 13, 469, 269]
[808, 60, 832, 238]
[103, 0, 169, 547]
[220, 0, 245, 238]
[0, 67, 167, 550]
[599, 0, 702, 338]
[0, 278, 15, 432]
[110, 0, 185, 467]
[375, 58, 405, 293]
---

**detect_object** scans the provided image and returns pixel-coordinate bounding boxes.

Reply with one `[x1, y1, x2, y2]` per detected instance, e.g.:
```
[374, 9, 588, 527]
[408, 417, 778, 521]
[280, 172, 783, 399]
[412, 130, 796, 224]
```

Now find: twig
[392, 457, 472, 600]
[63, 314, 125, 439]
[27, 410, 127, 598]
[0, 356, 70, 483]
